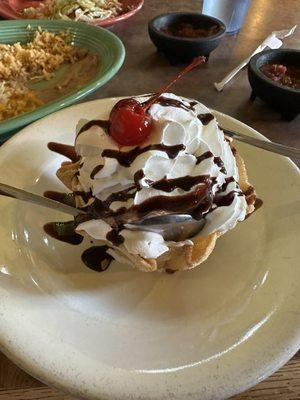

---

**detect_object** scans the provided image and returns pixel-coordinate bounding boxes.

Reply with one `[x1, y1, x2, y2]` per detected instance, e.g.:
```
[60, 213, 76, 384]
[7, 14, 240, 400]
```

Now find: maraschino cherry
[109, 56, 206, 146]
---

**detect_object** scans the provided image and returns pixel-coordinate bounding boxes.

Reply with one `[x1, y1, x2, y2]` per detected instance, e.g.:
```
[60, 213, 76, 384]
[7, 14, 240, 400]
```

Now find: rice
[0, 82, 43, 120]
[0, 28, 78, 121]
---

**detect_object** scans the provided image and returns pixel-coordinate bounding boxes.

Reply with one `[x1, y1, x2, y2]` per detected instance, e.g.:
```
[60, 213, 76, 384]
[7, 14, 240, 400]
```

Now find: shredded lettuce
[23, 0, 124, 22]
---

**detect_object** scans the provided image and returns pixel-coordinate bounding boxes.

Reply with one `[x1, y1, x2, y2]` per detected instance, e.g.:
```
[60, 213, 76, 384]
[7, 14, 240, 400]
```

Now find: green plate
[0, 20, 125, 141]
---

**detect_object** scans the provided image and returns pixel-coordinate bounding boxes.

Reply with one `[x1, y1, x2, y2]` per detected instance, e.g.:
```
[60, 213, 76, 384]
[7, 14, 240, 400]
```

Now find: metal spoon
[125, 214, 206, 241]
[0, 183, 205, 241]
[222, 127, 300, 159]
[0, 183, 83, 217]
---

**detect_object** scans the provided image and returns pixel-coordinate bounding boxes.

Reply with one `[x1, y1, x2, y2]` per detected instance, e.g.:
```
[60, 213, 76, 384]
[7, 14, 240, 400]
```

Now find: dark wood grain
[0, 353, 299, 400]
[0, 0, 299, 398]
[0, 353, 40, 390]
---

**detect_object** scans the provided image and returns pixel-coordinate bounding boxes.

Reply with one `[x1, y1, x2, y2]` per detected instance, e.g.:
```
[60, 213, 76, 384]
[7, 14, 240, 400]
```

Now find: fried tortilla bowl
[57, 142, 256, 272]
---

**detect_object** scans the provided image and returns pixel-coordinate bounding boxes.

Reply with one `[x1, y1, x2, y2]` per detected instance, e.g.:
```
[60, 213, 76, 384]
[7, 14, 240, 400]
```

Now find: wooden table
[0, 0, 299, 399]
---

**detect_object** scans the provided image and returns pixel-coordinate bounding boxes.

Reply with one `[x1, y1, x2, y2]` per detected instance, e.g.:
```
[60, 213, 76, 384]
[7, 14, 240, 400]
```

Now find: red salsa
[260, 63, 300, 90]
[161, 22, 220, 38]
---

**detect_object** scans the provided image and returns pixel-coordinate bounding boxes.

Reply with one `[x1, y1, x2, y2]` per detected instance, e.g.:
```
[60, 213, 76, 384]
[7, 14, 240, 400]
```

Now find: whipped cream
[74, 93, 247, 262]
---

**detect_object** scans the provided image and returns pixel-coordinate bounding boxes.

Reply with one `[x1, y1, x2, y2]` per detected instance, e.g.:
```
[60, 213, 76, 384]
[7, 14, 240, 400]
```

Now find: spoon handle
[222, 128, 300, 159]
[0, 183, 82, 217]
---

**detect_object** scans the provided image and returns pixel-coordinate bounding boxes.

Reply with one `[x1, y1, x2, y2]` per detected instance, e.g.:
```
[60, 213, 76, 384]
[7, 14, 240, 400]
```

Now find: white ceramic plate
[0, 98, 299, 400]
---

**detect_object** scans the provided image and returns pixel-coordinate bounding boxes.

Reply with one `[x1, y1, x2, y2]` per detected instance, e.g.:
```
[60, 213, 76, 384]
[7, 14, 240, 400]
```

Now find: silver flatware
[222, 127, 300, 159]
[214, 25, 297, 91]
[0, 183, 206, 241]
[125, 214, 206, 241]
[0, 183, 83, 217]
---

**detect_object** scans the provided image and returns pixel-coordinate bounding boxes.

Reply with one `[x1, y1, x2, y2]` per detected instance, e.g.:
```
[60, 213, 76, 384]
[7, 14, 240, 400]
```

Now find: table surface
[0, 0, 299, 399]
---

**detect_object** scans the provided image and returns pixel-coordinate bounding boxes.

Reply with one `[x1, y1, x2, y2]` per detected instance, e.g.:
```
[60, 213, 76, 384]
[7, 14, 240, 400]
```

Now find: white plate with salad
[0, 0, 144, 26]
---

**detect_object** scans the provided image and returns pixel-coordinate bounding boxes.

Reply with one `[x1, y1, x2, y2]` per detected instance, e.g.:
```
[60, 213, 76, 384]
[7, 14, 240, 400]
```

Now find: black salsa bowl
[248, 49, 300, 121]
[148, 12, 226, 65]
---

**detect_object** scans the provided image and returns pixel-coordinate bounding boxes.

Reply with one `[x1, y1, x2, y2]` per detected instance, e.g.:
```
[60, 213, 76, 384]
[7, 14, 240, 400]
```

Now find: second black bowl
[248, 49, 300, 121]
[148, 12, 226, 64]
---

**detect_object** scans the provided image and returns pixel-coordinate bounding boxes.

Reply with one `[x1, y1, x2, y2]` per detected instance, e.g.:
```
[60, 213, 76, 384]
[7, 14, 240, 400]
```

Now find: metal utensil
[222, 127, 300, 159]
[0, 183, 83, 217]
[214, 25, 297, 91]
[125, 214, 206, 241]
[0, 183, 206, 241]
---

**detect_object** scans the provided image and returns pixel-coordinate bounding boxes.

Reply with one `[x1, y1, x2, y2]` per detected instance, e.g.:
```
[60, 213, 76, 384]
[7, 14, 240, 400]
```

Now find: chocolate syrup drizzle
[134, 170, 145, 189]
[105, 186, 136, 206]
[90, 165, 103, 179]
[45, 98, 257, 272]
[78, 119, 110, 135]
[214, 157, 227, 174]
[195, 151, 213, 165]
[150, 174, 210, 192]
[243, 185, 256, 206]
[85, 181, 213, 223]
[197, 113, 214, 125]
[106, 229, 124, 246]
[214, 190, 243, 207]
[45, 139, 238, 272]
[48, 142, 80, 162]
[74, 190, 93, 203]
[102, 143, 185, 168]
[216, 177, 236, 193]
[189, 101, 198, 109]
[43, 191, 76, 207]
[153, 96, 196, 112]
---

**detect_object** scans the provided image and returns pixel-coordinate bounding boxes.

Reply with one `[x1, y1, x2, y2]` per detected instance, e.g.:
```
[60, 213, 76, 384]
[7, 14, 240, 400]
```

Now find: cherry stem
[143, 56, 206, 112]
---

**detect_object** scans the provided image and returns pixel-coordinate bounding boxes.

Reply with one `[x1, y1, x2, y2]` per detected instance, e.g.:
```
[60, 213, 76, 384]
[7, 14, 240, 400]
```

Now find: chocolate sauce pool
[254, 198, 263, 210]
[44, 190, 76, 207]
[44, 221, 83, 245]
[81, 246, 112, 272]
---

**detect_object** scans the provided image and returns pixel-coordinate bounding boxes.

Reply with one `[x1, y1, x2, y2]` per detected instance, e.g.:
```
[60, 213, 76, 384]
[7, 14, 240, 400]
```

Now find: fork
[222, 127, 300, 159]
